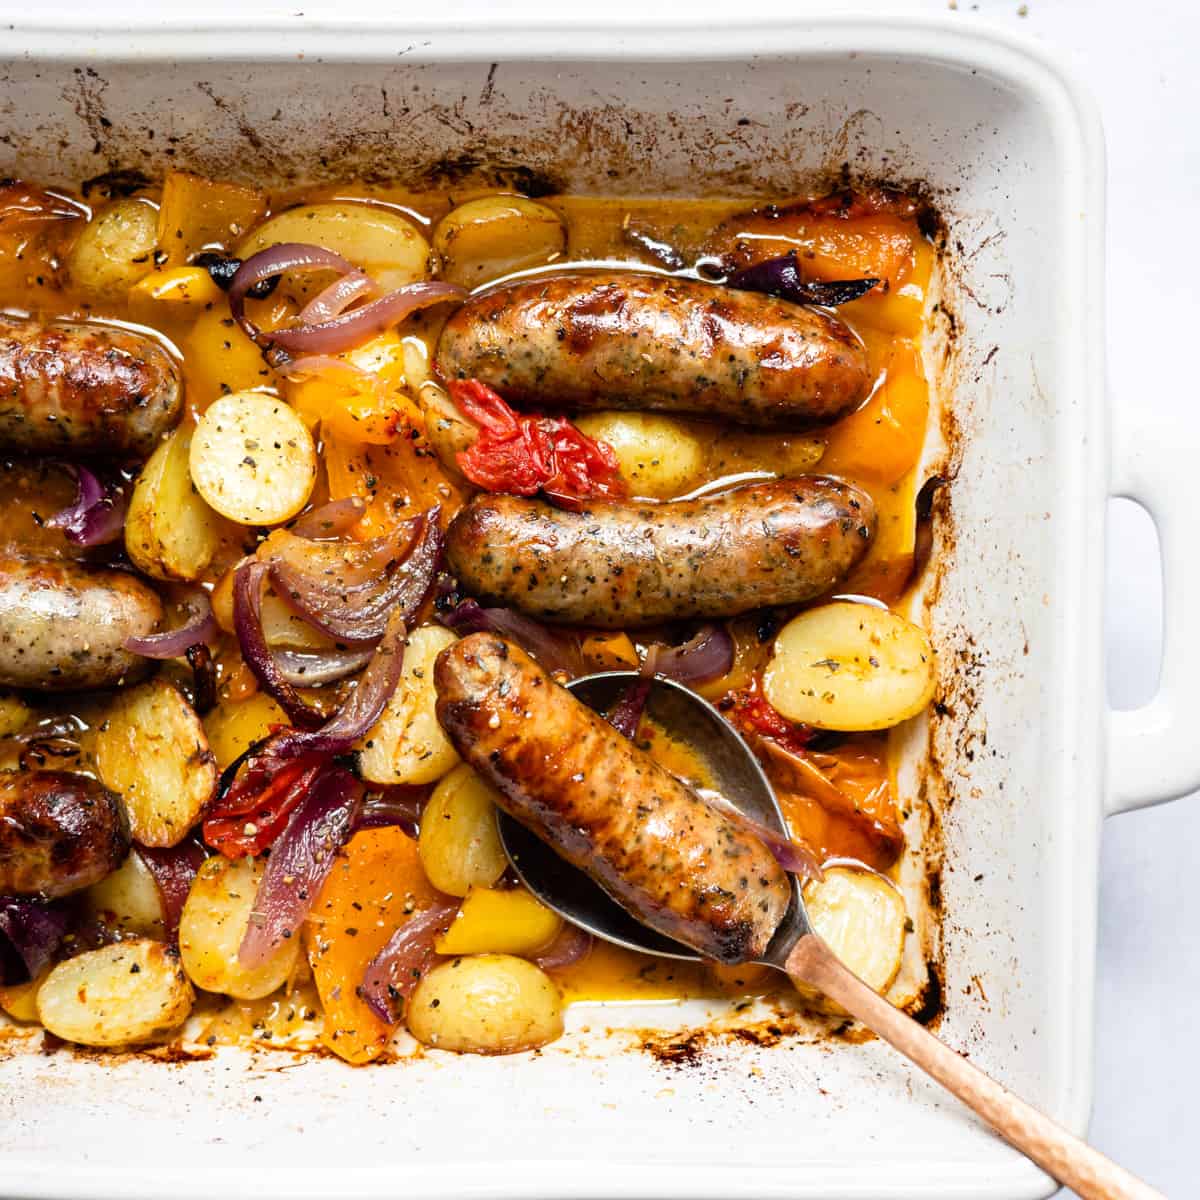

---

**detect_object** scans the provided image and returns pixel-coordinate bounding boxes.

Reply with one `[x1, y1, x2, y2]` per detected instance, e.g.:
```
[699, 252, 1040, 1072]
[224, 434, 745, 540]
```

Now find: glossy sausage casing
[436, 272, 871, 428]
[0, 557, 161, 691]
[445, 476, 875, 628]
[435, 634, 791, 963]
[0, 317, 182, 457]
[0, 771, 129, 899]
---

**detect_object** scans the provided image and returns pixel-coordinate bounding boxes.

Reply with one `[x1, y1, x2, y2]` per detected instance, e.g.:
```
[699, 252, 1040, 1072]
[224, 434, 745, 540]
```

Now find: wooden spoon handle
[784, 934, 1163, 1200]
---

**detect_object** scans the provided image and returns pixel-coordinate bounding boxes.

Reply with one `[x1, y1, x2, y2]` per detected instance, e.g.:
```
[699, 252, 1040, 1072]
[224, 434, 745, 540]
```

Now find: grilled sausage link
[0, 316, 182, 456]
[0, 558, 161, 691]
[444, 477, 875, 628]
[436, 272, 871, 428]
[0, 770, 129, 898]
[435, 634, 790, 962]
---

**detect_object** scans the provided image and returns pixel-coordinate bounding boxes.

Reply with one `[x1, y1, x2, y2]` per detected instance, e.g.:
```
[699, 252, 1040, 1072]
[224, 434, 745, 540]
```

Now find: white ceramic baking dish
[0, 12, 1195, 1200]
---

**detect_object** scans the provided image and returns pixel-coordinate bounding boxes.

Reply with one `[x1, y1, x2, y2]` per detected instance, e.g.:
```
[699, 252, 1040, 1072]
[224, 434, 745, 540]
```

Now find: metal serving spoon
[499, 672, 1161, 1200]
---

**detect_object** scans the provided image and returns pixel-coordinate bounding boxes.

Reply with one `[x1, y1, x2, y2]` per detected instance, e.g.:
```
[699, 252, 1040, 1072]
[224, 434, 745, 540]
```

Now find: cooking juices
[0, 174, 935, 1061]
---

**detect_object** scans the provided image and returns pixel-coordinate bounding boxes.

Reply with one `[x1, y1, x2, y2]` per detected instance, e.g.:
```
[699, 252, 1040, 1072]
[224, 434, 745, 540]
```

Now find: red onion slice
[534, 924, 594, 971]
[725, 252, 879, 307]
[238, 765, 363, 968]
[233, 560, 326, 729]
[298, 270, 377, 323]
[270, 511, 441, 644]
[649, 624, 734, 685]
[289, 497, 368, 540]
[46, 465, 127, 547]
[124, 589, 219, 659]
[360, 898, 459, 1024]
[0, 897, 71, 985]
[228, 243, 465, 360]
[136, 840, 206, 942]
[354, 787, 427, 837]
[437, 599, 584, 678]
[273, 645, 375, 686]
[605, 678, 652, 740]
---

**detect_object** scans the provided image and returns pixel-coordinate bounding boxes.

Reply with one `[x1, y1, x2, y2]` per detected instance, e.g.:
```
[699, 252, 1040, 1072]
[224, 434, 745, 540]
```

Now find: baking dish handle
[1106, 397, 1200, 815]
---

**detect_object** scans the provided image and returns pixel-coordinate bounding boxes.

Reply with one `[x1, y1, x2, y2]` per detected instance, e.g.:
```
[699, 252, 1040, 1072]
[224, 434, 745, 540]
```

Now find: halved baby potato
[418, 763, 508, 897]
[179, 856, 300, 1000]
[763, 601, 936, 731]
[432, 194, 565, 287]
[796, 864, 908, 1014]
[356, 625, 461, 786]
[66, 197, 158, 302]
[237, 201, 430, 296]
[85, 850, 166, 937]
[190, 391, 317, 526]
[93, 679, 217, 848]
[406, 954, 563, 1054]
[573, 411, 706, 499]
[125, 425, 225, 582]
[36, 939, 194, 1047]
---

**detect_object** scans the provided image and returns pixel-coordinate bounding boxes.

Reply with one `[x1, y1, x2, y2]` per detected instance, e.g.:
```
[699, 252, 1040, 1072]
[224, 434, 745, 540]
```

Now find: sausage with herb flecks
[0, 316, 181, 457]
[0, 557, 161, 691]
[435, 272, 871, 429]
[434, 634, 791, 963]
[443, 476, 875, 628]
[0, 771, 129, 899]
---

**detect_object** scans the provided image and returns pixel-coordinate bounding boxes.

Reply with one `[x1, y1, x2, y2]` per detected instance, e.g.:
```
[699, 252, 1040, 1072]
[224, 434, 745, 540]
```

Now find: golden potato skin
[407, 954, 563, 1054]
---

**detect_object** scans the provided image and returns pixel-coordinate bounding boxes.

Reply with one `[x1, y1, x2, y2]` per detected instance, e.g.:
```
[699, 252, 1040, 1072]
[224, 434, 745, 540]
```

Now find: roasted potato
[179, 855, 300, 999]
[66, 197, 158, 302]
[796, 864, 908, 1014]
[203, 692, 288, 771]
[85, 850, 165, 937]
[356, 625, 460, 785]
[764, 602, 936, 731]
[432, 195, 565, 287]
[417, 763, 508, 897]
[125, 426, 225, 582]
[406, 954, 563, 1054]
[190, 391, 318, 526]
[573, 412, 706, 499]
[93, 679, 217, 848]
[237, 202, 430, 297]
[36, 939, 193, 1047]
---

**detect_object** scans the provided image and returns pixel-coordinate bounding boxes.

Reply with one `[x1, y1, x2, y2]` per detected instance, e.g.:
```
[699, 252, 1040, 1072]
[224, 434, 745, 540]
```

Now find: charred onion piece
[0, 896, 71, 985]
[725, 252, 878, 307]
[648, 623, 734, 685]
[136, 841, 206, 942]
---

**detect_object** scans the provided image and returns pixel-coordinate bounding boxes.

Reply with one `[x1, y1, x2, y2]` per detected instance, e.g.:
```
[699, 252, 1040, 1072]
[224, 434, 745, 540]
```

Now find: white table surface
[3, 0, 1194, 1194]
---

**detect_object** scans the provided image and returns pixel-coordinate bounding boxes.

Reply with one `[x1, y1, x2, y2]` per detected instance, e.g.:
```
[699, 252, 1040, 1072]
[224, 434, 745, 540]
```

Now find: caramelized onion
[437, 598, 584, 678]
[125, 589, 218, 659]
[355, 788, 426, 837]
[361, 899, 459, 1024]
[46, 465, 126, 547]
[701, 791, 824, 882]
[238, 765, 362, 968]
[606, 678, 652, 740]
[298, 270, 377, 323]
[0, 897, 71, 985]
[290, 497, 367, 540]
[269, 510, 440, 644]
[649, 624, 734, 685]
[136, 841, 205, 942]
[534, 924, 594, 971]
[273, 645, 374, 686]
[228, 242, 465, 361]
[725, 252, 879, 307]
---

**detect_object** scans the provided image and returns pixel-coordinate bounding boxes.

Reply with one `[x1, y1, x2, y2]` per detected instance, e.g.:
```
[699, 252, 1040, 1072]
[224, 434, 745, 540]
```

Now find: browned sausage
[0, 557, 161, 691]
[444, 477, 875, 628]
[0, 770, 129, 899]
[436, 272, 871, 428]
[0, 316, 182, 457]
[435, 634, 790, 963]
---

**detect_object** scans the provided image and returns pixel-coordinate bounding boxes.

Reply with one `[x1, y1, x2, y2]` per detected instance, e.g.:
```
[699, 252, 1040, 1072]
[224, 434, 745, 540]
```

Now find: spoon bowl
[498, 670, 811, 965]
